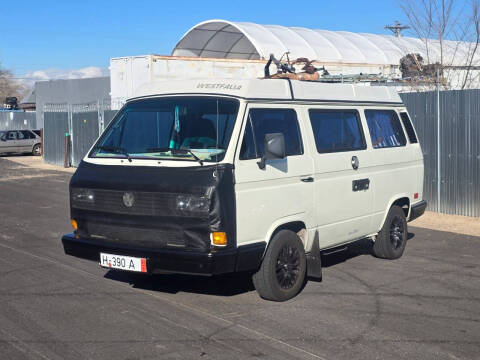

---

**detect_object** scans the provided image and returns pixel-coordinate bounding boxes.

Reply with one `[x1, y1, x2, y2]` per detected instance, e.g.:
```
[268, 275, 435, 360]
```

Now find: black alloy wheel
[252, 230, 307, 302]
[390, 215, 405, 250]
[276, 244, 301, 290]
[372, 205, 408, 259]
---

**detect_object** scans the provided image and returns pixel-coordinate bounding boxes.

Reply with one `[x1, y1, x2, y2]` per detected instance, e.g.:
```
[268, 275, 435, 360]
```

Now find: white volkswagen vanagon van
[62, 79, 426, 301]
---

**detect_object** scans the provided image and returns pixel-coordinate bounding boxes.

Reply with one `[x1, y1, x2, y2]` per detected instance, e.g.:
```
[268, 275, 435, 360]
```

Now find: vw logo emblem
[122, 192, 135, 207]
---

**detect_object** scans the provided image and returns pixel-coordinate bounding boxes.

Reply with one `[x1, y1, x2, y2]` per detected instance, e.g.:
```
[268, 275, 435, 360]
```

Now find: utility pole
[385, 21, 410, 37]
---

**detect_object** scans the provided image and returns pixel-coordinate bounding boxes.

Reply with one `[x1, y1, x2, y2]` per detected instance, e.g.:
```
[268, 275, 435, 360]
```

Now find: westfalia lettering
[196, 83, 242, 90]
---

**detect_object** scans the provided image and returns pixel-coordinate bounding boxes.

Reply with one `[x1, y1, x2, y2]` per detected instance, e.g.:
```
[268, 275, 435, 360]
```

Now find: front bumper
[409, 200, 427, 222]
[61, 233, 265, 275]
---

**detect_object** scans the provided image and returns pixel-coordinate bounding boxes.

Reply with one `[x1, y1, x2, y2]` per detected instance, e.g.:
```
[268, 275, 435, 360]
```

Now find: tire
[372, 205, 408, 259]
[32, 144, 41, 156]
[252, 230, 307, 302]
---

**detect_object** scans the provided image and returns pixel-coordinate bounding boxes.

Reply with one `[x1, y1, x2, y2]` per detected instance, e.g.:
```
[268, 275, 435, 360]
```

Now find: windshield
[90, 96, 239, 163]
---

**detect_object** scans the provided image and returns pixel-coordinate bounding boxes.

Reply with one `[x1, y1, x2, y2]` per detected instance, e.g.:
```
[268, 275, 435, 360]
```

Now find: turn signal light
[211, 232, 227, 246]
[71, 219, 78, 231]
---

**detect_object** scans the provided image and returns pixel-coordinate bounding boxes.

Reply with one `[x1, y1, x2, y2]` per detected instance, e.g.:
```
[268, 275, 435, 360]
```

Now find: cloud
[21, 66, 109, 87]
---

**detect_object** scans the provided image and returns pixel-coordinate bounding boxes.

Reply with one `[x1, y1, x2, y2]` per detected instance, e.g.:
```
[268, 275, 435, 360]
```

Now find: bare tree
[399, 0, 480, 89]
[460, 1, 480, 88]
[0, 64, 27, 105]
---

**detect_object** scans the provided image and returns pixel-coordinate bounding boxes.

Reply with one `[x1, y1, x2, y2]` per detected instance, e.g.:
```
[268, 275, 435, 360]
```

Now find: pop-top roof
[132, 79, 402, 104]
[172, 19, 479, 66]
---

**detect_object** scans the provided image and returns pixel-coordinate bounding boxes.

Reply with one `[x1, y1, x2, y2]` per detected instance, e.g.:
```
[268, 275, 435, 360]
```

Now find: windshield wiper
[96, 146, 132, 162]
[146, 147, 203, 166]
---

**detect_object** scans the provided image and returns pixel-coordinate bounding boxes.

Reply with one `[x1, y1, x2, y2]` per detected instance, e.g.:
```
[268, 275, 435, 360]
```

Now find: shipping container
[110, 55, 269, 105]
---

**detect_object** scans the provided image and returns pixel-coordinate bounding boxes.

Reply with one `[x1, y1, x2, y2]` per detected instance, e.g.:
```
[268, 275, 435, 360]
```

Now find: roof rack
[263, 53, 397, 84]
[316, 73, 391, 83]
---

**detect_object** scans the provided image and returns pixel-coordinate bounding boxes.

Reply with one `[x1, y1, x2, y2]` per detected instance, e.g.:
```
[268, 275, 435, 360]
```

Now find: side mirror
[257, 133, 286, 169]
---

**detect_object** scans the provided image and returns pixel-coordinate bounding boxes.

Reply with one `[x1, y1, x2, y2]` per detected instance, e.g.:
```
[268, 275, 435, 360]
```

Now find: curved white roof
[172, 19, 480, 66]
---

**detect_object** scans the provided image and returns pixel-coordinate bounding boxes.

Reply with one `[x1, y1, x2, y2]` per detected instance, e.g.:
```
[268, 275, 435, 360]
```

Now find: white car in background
[0, 130, 42, 156]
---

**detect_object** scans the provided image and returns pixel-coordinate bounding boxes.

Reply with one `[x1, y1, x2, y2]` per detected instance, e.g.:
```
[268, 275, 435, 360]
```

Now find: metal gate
[43, 100, 123, 167]
[43, 104, 69, 167]
[71, 103, 101, 167]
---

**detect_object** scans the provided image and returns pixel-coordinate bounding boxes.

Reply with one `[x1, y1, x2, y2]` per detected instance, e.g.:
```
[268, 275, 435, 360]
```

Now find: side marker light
[211, 232, 227, 246]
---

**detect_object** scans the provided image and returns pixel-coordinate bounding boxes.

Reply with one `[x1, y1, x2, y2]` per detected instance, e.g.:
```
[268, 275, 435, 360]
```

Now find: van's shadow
[104, 269, 256, 297]
[104, 232, 416, 296]
[322, 231, 415, 268]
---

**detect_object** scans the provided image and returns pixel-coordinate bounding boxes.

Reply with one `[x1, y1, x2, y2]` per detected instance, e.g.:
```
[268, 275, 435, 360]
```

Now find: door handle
[301, 176, 314, 183]
[352, 178, 370, 191]
[351, 156, 359, 170]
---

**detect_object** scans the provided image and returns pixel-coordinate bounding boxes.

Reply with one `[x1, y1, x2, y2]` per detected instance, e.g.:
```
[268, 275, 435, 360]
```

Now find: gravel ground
[0, 156, 479, 360]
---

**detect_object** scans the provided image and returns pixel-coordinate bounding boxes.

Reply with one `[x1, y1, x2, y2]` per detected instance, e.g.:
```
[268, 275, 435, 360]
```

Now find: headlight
[176, 195, 209, 213]
[71, 188, 95, 204]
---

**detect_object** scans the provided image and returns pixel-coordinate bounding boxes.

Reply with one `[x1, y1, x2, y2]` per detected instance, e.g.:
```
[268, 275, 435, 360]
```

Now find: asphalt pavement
[0, 156, 479, 360]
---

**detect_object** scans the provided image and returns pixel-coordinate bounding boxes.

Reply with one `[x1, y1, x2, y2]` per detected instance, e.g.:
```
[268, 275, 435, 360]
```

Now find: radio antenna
[216, 99, 219, 173]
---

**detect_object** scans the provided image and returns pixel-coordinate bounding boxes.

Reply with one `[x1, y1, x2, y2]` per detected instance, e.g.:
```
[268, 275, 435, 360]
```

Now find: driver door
[234, 104, 315, 246]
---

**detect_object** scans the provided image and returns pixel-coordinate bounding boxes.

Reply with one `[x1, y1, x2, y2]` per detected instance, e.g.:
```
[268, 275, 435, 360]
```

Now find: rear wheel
[372, 205, 407, 259]
[32, 144, 41, 156]
[252, 230, 306, 302]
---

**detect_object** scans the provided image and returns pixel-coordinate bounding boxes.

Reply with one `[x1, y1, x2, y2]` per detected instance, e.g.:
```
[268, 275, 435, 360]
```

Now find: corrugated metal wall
[41, 92, 479, 217]
[0, 111, 37, 131]
[43, 100, 122, 167]
[71, 103, 100, 167]
[35, 77, 110, 129]
[43, 104, 69, 166]
[401, 90, 480, 217]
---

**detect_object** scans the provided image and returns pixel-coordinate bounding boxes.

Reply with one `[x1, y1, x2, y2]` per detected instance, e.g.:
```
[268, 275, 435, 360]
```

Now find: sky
[1, 0, 409, 82]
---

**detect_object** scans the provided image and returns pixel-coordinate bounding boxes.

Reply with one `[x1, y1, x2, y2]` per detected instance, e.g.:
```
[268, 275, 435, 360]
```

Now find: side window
[399, 112, 418, 143]
[239, 117, 257, 160]
[16, 131, 25, 140]
[309, 110, 366, 153]
[365, 110, 407, 148]
[23, 130, 35, 139]
[239, 108, 303, 160]
[7, 131, 16, 140]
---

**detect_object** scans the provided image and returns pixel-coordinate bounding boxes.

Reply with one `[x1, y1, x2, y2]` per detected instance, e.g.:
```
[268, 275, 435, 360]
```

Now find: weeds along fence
[43, 100, 122, 167]
[0, 111, 36, 131]
[400, 89, 480, 217]
[42, 91, 479, 217]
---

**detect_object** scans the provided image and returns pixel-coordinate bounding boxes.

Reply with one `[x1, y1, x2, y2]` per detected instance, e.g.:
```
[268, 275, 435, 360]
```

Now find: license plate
[99, 253, 147, 273]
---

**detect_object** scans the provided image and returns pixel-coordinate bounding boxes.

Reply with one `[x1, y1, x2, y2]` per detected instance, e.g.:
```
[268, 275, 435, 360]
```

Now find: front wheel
[252, 230, 306, 302]
[372, 205, 408, 259]
[32, 144, 42, 156]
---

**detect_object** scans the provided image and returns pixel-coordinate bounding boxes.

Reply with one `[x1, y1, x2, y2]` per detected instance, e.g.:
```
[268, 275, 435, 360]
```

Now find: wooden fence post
[64, 133, 70, 168]
[40, 129, 44, 158]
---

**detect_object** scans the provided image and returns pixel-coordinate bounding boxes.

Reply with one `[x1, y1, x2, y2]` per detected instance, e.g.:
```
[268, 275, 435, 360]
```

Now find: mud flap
[306, 234, 322, 280]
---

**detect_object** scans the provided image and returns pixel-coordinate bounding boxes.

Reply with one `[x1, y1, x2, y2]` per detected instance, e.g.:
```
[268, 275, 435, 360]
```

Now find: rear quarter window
[399, 112, 418, 143]
[365, 110, 407, 148]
